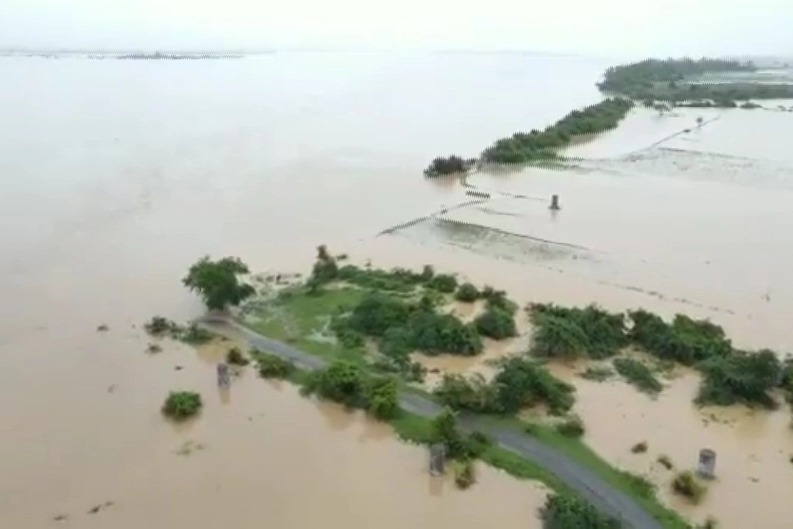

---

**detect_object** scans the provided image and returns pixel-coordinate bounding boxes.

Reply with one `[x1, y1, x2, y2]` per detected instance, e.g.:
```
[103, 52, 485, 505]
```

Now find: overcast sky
[3, 0, 792, 56]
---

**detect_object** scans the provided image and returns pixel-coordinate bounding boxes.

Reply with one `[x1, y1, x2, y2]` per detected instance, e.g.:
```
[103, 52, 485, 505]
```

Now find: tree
[183, 256, 254, 311]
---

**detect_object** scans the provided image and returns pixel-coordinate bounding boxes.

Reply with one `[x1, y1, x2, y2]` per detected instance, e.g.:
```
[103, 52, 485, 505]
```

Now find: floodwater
[2, 52, 793, 529]
[0, 52, 598, 529]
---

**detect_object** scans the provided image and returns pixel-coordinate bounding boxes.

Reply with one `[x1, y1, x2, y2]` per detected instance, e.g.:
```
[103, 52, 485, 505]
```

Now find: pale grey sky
[3, 0, 792, 56]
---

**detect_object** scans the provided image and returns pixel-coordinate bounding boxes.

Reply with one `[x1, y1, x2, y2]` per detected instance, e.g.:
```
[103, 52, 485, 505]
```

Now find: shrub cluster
[613, 358, 663, 395]
[144, 317, 213, 345]
[302, 361, 399, 419]
[254, 350, 296, 379]
[540, 494, 621, 529]
[343, 293, 483, 357]
[529, 304, 627, 359]
[528, 303, 785, 408]
[423, 155, 476, 177]
[434, 358, 575, 416]
[474, 307, 517, 340]
[671, 471, 707, 503]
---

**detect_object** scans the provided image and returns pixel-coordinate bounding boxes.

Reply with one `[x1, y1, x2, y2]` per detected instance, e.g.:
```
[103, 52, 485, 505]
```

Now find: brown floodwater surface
[3, 52, 793, 529]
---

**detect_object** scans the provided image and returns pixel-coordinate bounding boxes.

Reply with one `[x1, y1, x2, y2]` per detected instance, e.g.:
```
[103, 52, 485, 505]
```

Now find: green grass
[245, 286, 368, 364]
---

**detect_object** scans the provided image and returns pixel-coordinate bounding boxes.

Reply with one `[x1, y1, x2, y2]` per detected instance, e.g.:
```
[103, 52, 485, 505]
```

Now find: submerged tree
[183, 256, 255, 311]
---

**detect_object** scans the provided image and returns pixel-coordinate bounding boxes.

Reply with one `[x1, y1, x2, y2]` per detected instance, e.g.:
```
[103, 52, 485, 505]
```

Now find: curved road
[200, 316, 664, 529]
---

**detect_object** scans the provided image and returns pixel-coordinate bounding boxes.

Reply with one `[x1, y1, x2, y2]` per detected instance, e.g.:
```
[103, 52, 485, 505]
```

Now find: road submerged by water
[199, 316, 665, 529]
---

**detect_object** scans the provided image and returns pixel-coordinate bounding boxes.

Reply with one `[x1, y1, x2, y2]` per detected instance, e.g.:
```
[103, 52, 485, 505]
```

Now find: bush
[555, 415, 585, 438]
[366, 376, 399, 419]
[348, 294, 410, 337]
[492, 358, 576, 415]
[614, 358, 663, 394]
[434, 373, 498, 413]
[145, 316, 180, 337]
[408, 311, 482, 356]
[530, 304, 627, 359]
[628, 310, 731, 365]
[482, 287, 516, 314]
[303, 361, 368, 408]
[180, 324, 213, 345]
[540, 494, 620, 529]
[226, 347, 249, 366]
[454, 459, 476, 489]
[424, 155, 474, 177]
[671, 471, 706, 503]
[162, 391, 202, 420]
[579, 366, 614, 382]
[657, 454, 674, 470]
[330, 317, 366, 349]
[631, 441, 648, 454]
[474, 307, 517, 339]
[696, 349, 781, 408]
[428, 273, 458, 293]
[255, 350, 295, 379]
[454, 283, 480, 302]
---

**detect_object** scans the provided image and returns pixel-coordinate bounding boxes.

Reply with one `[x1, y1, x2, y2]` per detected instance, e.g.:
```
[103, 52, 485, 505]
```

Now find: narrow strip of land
[199, 315, 664, 529]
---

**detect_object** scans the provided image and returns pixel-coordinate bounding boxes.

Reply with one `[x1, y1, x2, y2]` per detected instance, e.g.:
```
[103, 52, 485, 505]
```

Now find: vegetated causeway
[424, 57, 793, 176]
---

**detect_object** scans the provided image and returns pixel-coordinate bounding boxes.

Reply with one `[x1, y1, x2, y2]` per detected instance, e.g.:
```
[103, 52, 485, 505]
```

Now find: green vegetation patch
[301, 360, 400, 419]
[696, 349, 781, 409]
[162, 391, 202, 420]
[671, 471, 707, 504]
[144, 316, 213, 345]
[434, 358, 575, 416]
[613, 357, 663, 395]
[481, 98, 634, 164]
[599, 58, 793, 102]
[529, 304, 628, 359]
[541, 493, 621, 529]
[474, 306, 517, 339]
[424, 155, 477, 177]
[253, 349, 296, 379]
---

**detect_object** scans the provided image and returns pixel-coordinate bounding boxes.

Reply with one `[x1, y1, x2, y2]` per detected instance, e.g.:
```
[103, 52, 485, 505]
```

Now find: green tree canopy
[183, 256, 255, 311]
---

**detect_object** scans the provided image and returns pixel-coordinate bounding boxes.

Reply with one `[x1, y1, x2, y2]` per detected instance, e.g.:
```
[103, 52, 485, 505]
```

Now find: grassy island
[423, 56, 793, 173]
[599, 58, 793, 103]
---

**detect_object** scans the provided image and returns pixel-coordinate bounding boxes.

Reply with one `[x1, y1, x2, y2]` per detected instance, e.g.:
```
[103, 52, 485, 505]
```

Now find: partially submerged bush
[540, 494, 620, 529]
[628, 310, 731, 365]
[162, 391, 202, 420]
[255, 350, 295, 379]
[302, 361, 399, 419]
[491, 357, 575, 415]
[614, 357, 663, 395]
[631, 441, 648, 454]
[474, 307, 517, 340]
[555, 415, 585, 438]
[454, 282, 480, 302]
[365, 376, 399, 419]
[408, 310, 482, 356]
[657, 454, 674, 470]
[454, 459, 476, 489]
[671, 471, 707, 503]
[428, 273, 458, 293]
[579, 366, 614, 382]
[145, 316, 180, 337]
[180, 324, 213, 345]
[434, 373, 498, 413]
[696, 349, 781, 408]
[529, 304, 627, 359]
[226, 347, 250, 366]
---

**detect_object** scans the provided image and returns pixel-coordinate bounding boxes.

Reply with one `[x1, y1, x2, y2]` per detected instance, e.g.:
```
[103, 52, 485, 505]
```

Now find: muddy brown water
[2, 53, 793, 528]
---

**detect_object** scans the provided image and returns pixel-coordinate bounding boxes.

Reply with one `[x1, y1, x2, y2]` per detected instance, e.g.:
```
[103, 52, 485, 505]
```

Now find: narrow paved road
[199, 316, 664, 529]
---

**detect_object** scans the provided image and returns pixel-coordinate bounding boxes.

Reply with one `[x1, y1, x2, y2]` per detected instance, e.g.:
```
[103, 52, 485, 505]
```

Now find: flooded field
[2, 51, 793, 529]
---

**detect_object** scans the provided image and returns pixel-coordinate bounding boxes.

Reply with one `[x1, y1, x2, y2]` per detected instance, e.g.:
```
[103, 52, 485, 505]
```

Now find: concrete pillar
[550, 195, 561, 210]
[429, 443, 447, 476]
[697, 448, 716, 479]
[217, 363, 231, 389]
